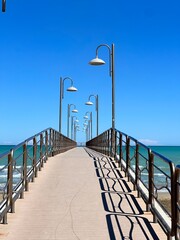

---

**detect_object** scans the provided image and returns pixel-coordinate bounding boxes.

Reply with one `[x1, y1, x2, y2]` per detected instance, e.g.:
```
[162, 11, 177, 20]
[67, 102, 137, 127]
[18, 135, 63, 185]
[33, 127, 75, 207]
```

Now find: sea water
[0, 145, 180, 191]
[0, 145, 37, 191]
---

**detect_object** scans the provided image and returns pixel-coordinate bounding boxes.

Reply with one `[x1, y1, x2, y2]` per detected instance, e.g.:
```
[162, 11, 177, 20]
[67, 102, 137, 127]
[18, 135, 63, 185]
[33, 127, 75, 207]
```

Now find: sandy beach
[158, 192, 171, 213]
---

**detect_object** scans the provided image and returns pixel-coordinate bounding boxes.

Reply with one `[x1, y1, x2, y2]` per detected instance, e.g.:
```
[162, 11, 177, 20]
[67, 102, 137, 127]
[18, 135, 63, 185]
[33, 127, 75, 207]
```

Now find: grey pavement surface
[0, 147, 167, 240]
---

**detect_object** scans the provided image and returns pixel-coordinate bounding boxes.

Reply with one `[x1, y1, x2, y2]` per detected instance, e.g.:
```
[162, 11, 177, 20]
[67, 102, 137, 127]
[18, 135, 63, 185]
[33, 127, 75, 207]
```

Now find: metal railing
[0, 128, 76, 224]
[86, 128, 179, 240]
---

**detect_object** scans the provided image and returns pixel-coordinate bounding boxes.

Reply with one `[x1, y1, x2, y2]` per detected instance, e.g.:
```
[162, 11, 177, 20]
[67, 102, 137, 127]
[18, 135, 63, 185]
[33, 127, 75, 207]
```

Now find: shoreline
[158, 192, 171, 212]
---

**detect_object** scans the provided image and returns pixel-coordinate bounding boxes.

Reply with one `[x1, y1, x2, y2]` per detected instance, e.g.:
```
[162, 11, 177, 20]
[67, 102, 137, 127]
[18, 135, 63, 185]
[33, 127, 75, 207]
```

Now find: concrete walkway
[0, 147, 166, 240]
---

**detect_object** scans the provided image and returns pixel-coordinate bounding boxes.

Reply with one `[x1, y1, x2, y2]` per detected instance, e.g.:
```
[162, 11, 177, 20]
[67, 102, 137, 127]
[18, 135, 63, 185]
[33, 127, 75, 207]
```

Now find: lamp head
[85, 101, 93, 105]
[67, 86, 78, 92]
[89, 57, 105, 66]
[84, 115, 88, 119]
[72, 109, 78, 113]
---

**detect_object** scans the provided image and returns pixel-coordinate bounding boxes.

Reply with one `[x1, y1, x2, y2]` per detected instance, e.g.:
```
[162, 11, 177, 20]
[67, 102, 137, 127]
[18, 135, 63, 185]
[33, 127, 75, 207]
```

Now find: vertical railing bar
[134, 141, 139, 191]
[170, 162, 176, 237]
[111, 128, 113, 158]
[114, 130, 117, 162]
[117, 132, 120, 168]
[3, 150, 14, 223]
[40, 133, 43, 168]
[108, 130, 109, 156]
[44, 131, 48, 163]
[33, 137, 37, 180]
[148, 149, 154, 213]
[22, 142, 28, 196]
[175, 166, 180, 240]
[119, 132, 123, 170]
[8, 149, 14, 213]
[126, 136, 130, 179]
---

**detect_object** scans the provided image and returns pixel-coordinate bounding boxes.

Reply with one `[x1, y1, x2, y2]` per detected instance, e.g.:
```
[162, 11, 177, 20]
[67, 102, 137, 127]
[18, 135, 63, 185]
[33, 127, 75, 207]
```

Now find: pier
[0, 147, 167, 239]
[0, 128, 179, 239]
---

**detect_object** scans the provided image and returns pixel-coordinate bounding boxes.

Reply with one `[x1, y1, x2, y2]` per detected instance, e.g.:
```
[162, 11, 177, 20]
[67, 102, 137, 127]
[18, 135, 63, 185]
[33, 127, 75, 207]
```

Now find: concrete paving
[0, 147, 167, 240]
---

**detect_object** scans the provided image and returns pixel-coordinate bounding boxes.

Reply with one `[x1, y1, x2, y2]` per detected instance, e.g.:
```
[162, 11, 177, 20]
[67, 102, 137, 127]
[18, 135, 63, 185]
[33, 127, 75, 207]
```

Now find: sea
[0, 145, 180, 192]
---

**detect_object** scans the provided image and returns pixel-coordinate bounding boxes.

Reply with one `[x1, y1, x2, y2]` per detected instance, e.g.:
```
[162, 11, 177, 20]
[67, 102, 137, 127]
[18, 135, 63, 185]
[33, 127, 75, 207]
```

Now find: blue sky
[0, 0, 180, 145]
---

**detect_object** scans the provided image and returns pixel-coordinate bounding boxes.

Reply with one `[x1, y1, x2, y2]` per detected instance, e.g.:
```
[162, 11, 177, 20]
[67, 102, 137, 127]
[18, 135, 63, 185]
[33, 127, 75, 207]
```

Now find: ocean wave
[141, 172, 164, 176]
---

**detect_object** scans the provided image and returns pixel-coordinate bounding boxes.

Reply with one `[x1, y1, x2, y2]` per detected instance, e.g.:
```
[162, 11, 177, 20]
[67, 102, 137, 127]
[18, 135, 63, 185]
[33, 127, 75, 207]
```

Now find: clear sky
[0, 0, 180, 145]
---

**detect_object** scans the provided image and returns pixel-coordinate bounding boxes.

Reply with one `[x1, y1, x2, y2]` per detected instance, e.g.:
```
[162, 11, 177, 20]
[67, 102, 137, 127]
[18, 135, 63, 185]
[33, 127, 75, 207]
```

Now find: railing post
[51, 129, 54, 156]
[134, 141, 139, 191]
[104, 132, 106, 155]
[49, 128, 53, 156]
[40, 133, 43, 169]
[22, 142, 28, 196]
[33, 137, 37, 180]
[126, 136, 130, 178]
[45, 130, 48, 162]
[114, 130, 117, 162]
[8, 149, 14, 213]
[111, 128, 115, 158]
[175, 165, 180, 240]
[170, 163, 176, 238]
[3, 150, 14, 224]
[148, 149, 154, 213]
[119, 132, 122, 169]
[58, 131, 61, 153]
[108, 129, 110, 156]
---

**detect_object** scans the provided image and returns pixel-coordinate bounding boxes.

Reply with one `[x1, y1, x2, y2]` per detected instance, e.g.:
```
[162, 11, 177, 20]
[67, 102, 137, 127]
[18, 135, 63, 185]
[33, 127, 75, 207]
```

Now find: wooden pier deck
[0, 147, 166, 240]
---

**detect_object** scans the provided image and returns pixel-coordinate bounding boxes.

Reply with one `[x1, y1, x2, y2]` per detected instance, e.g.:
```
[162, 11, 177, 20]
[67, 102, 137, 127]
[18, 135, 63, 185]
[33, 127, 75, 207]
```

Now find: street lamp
[2, 0, 6, 12]
[74, 123, 80, 141]
[85, 94, 99, 136]
[84, 112, 92, 139]
[67, 104, 78, 137]
[71, 116, 79, 139]
[59, 77, 78, 133]
[83, 121, 89, 141]
[89, 44, 115, 130]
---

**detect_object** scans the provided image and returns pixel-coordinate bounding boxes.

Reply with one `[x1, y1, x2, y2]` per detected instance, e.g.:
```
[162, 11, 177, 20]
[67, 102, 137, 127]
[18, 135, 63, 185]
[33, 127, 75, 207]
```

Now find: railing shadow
[85, 148, 161, 240]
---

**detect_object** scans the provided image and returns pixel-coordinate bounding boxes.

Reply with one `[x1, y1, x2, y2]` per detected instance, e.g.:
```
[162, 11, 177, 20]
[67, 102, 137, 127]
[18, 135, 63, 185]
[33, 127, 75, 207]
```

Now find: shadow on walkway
[85, 148, 160, 240]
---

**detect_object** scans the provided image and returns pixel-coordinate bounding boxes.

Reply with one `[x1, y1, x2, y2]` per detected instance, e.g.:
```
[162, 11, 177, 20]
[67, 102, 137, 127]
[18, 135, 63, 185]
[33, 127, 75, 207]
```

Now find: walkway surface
[0, 147, 166, 240]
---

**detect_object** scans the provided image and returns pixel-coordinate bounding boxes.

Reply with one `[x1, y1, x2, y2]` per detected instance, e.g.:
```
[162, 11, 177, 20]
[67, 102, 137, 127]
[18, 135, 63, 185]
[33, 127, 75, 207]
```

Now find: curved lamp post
[67, 104, 78, 137]
[71, 116, 79, 140]
[84, 111, 92, 139]
[2, 0, 6, 12]
[83, 121, 89, 141]
[89, 44, 115, 130]
[59, 77, 77, 133]
[85, 94, 99, 136]
[74, 123, 80, 141]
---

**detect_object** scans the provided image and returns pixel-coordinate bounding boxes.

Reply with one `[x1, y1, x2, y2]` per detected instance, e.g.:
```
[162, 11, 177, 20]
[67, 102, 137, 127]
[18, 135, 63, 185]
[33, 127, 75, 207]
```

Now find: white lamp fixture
[72, 109, 78, 113]
[89, 57, 105, 66]
[67, 86, 78, 92]
[85, 101, 93, 105]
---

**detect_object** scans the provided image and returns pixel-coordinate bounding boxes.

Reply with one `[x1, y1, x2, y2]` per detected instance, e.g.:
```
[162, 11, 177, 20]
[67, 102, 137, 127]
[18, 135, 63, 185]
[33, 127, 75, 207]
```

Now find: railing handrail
[86, 127, 179, 239]
[0, 127, 76, 224]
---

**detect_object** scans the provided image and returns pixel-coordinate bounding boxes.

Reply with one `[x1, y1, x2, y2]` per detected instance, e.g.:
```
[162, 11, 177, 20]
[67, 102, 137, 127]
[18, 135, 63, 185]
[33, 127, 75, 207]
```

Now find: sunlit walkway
[0, 147, 166, 240]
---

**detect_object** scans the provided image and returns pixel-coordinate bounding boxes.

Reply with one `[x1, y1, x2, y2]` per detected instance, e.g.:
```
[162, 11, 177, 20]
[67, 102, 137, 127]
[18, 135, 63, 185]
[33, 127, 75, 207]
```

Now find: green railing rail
[86, 128, 179, 240]
[0, 128, 76, 224]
